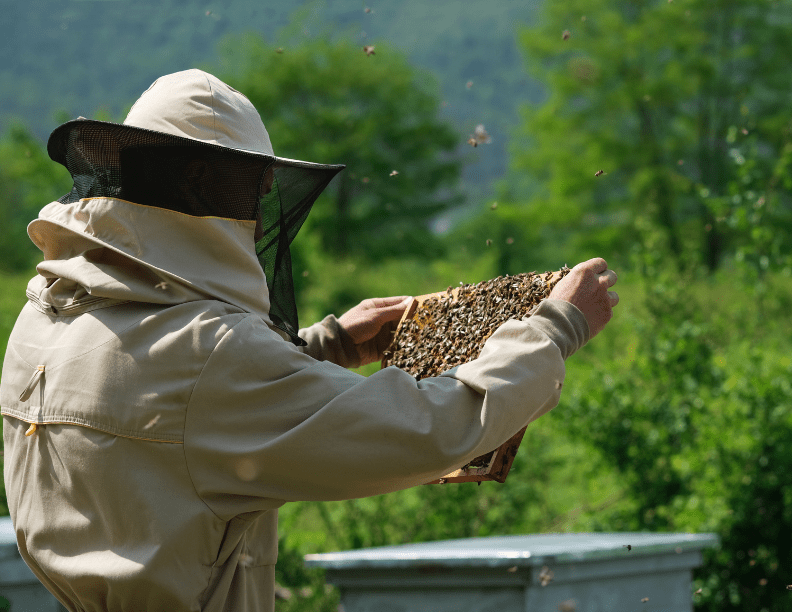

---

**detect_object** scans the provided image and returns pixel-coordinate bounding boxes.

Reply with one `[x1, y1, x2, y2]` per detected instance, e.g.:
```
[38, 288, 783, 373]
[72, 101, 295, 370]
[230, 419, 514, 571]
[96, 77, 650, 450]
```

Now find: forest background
[2, 1, 792, 611]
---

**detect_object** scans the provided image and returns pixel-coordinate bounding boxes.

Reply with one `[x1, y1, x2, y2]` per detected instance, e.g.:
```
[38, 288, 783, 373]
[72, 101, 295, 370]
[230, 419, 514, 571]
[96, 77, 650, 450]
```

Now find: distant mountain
[1, 0, 543, 200]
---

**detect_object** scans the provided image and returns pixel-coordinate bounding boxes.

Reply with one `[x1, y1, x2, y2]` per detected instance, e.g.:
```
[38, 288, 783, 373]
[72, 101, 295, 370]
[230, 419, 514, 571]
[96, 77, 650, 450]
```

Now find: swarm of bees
[383, 267, 570, 482]
[385, 268, 569, 380]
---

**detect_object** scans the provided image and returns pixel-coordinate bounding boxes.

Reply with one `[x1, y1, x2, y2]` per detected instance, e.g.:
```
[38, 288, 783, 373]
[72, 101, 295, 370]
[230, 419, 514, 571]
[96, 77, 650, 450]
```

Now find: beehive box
[382, 268, 570, 484]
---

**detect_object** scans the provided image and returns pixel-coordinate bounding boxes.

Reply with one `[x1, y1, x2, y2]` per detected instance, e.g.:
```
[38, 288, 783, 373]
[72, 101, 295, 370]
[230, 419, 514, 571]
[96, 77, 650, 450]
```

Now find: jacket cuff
[298, 315, 361, 368]
[525, 299, 590, 360]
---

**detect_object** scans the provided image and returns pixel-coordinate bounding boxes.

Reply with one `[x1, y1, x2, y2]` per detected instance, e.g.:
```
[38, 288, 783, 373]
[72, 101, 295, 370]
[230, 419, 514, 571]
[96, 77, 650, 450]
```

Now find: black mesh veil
[47, 119, 344, 345]
[256, 161, 341, 344]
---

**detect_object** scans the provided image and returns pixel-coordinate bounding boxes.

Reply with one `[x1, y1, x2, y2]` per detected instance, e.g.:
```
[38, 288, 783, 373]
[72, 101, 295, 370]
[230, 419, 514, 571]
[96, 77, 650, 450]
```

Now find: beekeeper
[1, 69, 618, 612]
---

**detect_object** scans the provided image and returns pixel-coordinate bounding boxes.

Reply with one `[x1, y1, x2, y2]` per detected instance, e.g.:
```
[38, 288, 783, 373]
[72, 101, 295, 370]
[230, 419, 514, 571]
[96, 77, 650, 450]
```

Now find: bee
[486, 239, 492, 247]
[467, 138, 478, 147]
[624, 544, 632, 551]
[389, 170, 399, 176]
[155, 281, 168, 290]
[239, 553, 254, 567]
[364, 7, 372, 13]
[466, 80, 474, 89]
[562, 30, 571, 40]
[641, 597, 649, 603]
[473, 124, 492, 145]
[595, 169, 606, 177]
[694, 588, 703, 595]
[363, 45, 376, 56]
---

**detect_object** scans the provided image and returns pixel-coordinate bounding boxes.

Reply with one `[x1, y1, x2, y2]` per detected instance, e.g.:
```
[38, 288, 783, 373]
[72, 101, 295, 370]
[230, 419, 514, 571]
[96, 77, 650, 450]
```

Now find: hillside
[0, 0, 543, 201]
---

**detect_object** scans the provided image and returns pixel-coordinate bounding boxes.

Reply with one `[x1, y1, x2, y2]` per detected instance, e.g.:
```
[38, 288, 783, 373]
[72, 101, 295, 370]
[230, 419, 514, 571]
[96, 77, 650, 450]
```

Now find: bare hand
[548, 258, 619, 338]
[338, 296, 413, 366]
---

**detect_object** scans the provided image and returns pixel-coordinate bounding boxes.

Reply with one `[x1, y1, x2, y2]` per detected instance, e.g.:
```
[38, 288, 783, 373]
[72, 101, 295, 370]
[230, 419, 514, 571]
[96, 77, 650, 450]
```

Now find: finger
[369, 296, 412, 309]
[371, 296, 414, 323]
[608, 291, 619, 307]
[598, 269, 618, 287]
[577, 257, 608, 274]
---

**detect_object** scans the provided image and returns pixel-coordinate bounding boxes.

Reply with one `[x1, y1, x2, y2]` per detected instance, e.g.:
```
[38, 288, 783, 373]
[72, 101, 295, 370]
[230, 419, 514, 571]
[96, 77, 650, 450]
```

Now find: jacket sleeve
[297, 315, 361, 369]
[183, 299, 589, 520]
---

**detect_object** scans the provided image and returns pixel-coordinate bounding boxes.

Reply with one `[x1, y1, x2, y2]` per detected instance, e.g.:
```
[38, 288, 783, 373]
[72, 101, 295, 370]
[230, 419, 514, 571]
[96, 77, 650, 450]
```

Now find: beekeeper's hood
[41, 68, 344, 344]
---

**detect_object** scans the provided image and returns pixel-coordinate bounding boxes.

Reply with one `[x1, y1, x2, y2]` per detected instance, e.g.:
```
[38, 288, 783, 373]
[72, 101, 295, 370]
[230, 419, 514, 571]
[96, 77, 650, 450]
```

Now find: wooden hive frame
[382, 270, 566, 484]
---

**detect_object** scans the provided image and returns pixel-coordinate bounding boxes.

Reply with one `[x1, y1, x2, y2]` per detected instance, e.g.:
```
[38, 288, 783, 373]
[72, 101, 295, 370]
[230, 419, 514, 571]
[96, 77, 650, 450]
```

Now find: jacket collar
[26, 197, 273, 324]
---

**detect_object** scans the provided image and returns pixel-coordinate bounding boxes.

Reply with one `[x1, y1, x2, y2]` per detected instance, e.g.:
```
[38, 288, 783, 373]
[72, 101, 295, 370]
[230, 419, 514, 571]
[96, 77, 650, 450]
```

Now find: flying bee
[473, 124, 492, 145]
[562, 30, 571, 40]
[363, 45, 376, 56]
[595, 169, 606, 177]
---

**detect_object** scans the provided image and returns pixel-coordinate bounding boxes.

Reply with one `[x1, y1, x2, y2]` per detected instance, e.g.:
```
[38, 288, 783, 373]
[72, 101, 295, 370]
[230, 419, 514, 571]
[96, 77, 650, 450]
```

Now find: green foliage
[1, 1, 543, 201]
[274, 536, 339, 612]
[504, 0, 792, 273]
[556, 268, 792, 611]
[278, 411, 630, 547]
[0, 271, 33, 517]
[0, 124, 71, 272]
[217, 34, 462, 261]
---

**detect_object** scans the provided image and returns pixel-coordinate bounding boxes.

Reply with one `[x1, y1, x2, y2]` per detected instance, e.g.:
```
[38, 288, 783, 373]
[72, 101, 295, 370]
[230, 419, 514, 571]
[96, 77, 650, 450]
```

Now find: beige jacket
[1, 197, 589, 612]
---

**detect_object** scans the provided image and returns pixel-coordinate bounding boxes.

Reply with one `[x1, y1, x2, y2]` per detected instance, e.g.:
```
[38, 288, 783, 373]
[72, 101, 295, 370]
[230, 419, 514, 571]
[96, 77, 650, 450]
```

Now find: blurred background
[2, 1, 792, 610]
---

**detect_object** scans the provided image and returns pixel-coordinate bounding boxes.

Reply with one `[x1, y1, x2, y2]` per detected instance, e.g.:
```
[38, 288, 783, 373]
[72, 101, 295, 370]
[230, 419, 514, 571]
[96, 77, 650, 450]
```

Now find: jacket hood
[26, 197, 274, 325]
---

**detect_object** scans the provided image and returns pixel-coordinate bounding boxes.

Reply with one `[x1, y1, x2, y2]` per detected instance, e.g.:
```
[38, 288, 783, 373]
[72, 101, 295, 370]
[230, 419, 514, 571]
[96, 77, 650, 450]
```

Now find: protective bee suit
[1, 69, 589, 612]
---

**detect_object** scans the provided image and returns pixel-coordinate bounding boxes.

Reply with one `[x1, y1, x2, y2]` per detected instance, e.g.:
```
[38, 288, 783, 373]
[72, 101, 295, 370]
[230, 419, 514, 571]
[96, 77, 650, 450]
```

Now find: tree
[0, 123, 72, 273]
[505, 0, 792, 274]
[216, 34, 463, 261]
